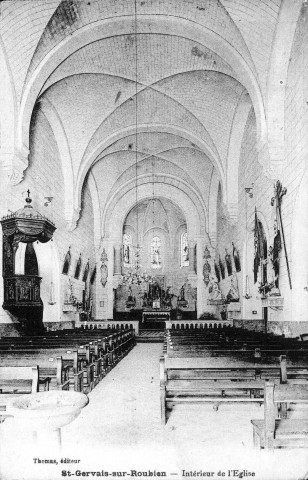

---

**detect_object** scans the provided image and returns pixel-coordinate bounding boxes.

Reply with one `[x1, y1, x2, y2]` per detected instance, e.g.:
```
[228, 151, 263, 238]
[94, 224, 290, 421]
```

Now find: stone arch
[0, 36, 26, 184]
[208, 169, 220, 249]
[17, 15, 266, 171]
[38, 98, 76, 230]
[104, 180, 205, 242]
[226, 92, 252, 222]
[267, 0, 302, 168]
[87, 171, 101, 250]
[76, 124, 224, 226]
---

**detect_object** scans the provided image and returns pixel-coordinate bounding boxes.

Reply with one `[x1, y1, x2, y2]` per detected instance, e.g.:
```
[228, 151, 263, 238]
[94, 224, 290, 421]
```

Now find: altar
[142, 308, 171, 323]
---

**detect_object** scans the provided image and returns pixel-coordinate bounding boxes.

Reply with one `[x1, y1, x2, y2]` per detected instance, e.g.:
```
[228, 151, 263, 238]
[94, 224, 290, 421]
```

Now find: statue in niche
[152, 283, 160, 300]
[163, 286, 172, 308]
[142, 291, 148, 307]
[179, 285, 185, 301]
[126, 286, 136, 309]
[177, 284, 188, 308]
[209, 277, 224, 301]
[203, 259, 211, 285]
[232, 242, 241, 272]
[225, 249, 233, 276]
[226, 273, 239, 302]
[171, 294, 178, 309]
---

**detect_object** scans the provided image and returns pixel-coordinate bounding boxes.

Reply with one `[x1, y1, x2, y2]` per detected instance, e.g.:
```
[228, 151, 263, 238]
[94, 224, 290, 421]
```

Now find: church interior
[1, 1, 308, 479]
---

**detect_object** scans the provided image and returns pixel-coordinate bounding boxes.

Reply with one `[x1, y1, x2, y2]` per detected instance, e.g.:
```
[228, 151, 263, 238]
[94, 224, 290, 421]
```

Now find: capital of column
[113, 241, 122, 251]
[227, 202, 238, 224]
[188, 238, 196, 249]
[0, 145, 29, 185]
[65, 205, 81, 232]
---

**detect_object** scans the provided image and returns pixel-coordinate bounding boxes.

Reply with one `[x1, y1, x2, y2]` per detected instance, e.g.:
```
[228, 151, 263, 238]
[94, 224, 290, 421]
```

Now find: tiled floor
[1, 344, 308, 480]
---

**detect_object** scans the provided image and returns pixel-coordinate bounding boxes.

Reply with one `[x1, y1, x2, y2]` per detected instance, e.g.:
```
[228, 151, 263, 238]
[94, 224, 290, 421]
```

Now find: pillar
[188, 239, 196, 276]
[94, 240, 114, 320]
[196, 236, 208, 317]
[114, 242, 122, 275]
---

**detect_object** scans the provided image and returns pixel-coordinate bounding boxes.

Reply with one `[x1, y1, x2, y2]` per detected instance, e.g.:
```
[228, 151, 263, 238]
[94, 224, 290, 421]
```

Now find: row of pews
[160, 326, 308, 449]
[0, 327, 136, 414]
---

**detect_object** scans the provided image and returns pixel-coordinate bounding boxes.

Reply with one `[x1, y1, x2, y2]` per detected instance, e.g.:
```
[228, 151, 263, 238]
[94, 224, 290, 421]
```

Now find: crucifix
[271, 180, 292, 289]
[25, 189, 32, 205]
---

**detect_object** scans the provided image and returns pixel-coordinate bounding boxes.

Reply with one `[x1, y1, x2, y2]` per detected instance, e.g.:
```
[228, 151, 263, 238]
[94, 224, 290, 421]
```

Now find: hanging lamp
[120, 1, 153, 287]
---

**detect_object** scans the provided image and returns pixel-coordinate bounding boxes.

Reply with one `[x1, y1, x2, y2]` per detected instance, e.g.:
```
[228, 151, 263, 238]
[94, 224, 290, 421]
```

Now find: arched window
[232, 242, 241, 272]
[82, 260, 90, 282]
[90, 266, 96, 285]
[151, 236, 162, 269]
[225, 249, 232, 276]
[74, 254, 82, 279]
[214, 262, 221, 283]
[180, 232, 189, 267]
[123, 234, 132, 267]
[219, 255, 225, 280]
[62, 247, 71, 275]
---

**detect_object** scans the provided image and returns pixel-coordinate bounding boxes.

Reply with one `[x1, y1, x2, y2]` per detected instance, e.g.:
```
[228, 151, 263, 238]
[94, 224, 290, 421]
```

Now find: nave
[1, 343, 308, 480]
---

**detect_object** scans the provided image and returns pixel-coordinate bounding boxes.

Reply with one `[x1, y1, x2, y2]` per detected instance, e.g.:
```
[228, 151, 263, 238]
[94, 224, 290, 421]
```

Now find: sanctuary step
[137, 329, 165, 343]
[140, 320, 166, 330]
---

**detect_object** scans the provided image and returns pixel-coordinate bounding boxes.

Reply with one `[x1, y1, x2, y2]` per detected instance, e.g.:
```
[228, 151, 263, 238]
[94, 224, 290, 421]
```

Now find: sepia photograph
[0, 0, 308, 479]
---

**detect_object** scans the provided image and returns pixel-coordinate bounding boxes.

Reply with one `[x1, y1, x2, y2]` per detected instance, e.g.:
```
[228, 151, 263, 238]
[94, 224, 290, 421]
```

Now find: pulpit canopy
[1, 191, 56, 243]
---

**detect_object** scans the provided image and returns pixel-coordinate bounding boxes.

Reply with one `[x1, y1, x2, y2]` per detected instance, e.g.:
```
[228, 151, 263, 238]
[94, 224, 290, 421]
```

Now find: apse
[122, 197, 188, 284]
[114, 197, 197, 314]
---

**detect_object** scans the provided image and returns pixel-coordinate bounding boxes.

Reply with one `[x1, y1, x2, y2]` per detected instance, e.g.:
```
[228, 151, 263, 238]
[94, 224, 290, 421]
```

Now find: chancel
[1, 1, 308, 478]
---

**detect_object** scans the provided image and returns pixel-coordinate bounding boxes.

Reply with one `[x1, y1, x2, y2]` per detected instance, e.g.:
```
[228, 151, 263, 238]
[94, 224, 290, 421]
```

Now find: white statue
[227, 273, 239, 302]
[209, 277, 223, 300]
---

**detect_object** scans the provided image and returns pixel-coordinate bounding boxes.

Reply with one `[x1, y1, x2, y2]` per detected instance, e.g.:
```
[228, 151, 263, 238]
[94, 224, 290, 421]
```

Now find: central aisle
[2, 344, 308, 480]
[62, 344, 308, 480]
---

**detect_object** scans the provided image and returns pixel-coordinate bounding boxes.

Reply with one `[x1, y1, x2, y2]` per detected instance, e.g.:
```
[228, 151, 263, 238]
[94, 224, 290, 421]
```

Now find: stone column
[188, 239, 196, 276]
[94, 240, 114, 320]
[196, 236, 207, 317]
[113, 242, 122, 275]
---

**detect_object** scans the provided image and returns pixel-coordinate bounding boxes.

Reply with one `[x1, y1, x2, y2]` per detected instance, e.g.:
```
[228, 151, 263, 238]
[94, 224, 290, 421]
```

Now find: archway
[114, 197, 197, 327]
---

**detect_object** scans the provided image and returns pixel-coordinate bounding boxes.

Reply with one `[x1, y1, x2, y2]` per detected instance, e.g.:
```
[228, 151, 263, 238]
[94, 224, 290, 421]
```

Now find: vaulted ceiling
[0, 0, 283, 235]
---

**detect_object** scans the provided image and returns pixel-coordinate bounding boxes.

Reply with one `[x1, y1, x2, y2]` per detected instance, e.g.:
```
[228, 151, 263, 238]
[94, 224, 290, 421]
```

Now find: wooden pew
[165, 334, 308, 361]
[0, 366, 49, 395]
[0, 328, 136, 396]
[0, 355, 70, 391]
[160, 356, 308, 424]
[251, 382, 308, 449]
[0, 329, 136, 394]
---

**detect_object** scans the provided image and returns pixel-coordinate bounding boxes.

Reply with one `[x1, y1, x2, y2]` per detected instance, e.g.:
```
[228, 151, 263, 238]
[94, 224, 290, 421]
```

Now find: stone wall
[0, 105, 96, 332]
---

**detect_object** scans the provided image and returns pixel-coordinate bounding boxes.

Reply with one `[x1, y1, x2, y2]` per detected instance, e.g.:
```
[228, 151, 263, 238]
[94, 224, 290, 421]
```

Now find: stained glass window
[151, 236, 162, 269]
[181, 232, 189, 267]
[123, 234, 132, 267]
